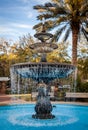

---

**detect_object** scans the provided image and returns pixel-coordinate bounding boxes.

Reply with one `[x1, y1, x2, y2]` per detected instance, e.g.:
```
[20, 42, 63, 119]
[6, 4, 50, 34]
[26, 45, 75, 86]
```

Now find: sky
[0, 0, 50, 42]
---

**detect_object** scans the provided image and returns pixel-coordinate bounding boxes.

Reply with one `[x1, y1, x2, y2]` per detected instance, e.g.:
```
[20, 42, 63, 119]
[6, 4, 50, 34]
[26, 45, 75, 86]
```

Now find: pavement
[0, 94, 88, 106]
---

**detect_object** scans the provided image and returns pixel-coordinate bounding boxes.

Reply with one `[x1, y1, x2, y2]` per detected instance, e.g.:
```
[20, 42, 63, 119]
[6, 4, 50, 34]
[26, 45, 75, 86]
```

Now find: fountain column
[30, 23, 57, 119]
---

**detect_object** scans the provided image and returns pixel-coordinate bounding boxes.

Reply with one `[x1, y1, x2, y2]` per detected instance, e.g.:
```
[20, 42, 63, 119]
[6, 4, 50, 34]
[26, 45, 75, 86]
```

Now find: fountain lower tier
[11, 62, 75, 83]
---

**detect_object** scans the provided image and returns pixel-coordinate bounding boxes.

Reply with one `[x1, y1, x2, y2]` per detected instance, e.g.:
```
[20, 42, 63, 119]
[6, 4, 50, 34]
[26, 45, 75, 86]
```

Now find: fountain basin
[0, 104, 88, 130]
[11, 62, 75, 83]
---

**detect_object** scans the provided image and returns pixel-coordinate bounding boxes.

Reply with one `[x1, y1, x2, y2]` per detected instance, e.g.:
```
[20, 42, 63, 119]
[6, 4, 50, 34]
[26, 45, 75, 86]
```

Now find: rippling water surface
[0, 104, 88, 130]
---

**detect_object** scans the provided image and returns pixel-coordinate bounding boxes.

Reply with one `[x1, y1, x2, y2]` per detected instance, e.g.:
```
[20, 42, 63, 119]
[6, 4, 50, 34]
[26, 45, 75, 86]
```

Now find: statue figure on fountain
[37, 81, 48, 98]
[32, 81, 55, 119]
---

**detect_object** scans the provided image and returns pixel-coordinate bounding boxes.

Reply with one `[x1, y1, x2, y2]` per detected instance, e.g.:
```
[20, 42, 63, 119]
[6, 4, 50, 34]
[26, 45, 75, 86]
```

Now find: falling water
[10, 63, 75, 91]
[10, 62, 75, 104]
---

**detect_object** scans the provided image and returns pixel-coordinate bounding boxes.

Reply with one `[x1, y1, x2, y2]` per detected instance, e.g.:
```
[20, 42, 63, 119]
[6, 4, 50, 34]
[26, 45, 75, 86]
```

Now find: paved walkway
[0, 94, 88, 106]
[0, 94, 29, 105]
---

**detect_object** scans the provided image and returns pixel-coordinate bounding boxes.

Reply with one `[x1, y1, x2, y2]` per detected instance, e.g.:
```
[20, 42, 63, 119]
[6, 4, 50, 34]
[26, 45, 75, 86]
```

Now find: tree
[12, 34, 35, 63]
[0, 38, 10, 54]
[0, 38, 11, 76]
[77, 36, 88, 80]
[33, 0, 88, 65]
[0, 34, 37, 77]
[47, 42, 70, 63]
[78, 57, 88, 80]
[78, 36, 88, 58]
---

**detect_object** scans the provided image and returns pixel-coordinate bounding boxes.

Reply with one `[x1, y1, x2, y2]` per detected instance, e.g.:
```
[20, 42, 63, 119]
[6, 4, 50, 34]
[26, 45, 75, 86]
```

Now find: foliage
[78, 36, 88, 58]
[0, 34, 35, 77]
[33, 0, 88, 65]
[76, 75, 88, 92]
[0, 38, 12, 76]
[77, 36, 88, 81]
[12, 34, 35, 63]
[0, 54, 9, 76]
[0, 33, 88, 92]
[47, 42, 70, 62]
[78, 57, 88, 80]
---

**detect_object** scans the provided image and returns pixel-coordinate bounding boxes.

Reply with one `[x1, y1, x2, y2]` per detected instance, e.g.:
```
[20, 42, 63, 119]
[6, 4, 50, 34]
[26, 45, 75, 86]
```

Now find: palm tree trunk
[71, 22, 79, 66]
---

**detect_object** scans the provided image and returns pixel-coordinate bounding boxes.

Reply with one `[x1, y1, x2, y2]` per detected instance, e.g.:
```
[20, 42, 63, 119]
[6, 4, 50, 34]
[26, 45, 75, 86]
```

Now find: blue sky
[0, 0, 50, 41]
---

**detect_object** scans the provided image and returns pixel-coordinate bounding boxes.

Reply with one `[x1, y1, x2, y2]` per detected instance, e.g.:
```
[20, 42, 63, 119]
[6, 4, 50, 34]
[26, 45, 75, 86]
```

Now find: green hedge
[76, 81, 88, 92]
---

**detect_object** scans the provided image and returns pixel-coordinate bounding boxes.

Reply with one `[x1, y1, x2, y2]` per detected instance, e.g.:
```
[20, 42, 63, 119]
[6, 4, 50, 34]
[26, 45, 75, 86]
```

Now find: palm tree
[33, 0, 88, 65]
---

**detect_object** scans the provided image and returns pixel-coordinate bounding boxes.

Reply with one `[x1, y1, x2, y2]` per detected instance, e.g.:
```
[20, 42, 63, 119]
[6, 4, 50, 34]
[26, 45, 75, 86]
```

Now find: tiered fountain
[10, 24, 75, 119]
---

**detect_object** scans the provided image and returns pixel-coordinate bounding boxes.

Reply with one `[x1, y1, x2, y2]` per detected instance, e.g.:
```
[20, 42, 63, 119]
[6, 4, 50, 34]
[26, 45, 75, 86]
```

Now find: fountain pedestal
[32, 84, 55, 119]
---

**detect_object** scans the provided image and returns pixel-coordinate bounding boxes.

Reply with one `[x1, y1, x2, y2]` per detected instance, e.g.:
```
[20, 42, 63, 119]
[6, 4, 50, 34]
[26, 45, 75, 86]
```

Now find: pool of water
[0, 104, 88, 130]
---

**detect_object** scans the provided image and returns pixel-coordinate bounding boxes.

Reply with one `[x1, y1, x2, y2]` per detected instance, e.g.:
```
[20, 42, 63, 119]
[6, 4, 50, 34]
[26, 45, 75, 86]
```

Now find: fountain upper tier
[11, 62, 75, 83]
[34, 32, 53, 42]
[34, 23, 53, 42]
[29, 42, 58, 53]
[29, 23, 58, 53]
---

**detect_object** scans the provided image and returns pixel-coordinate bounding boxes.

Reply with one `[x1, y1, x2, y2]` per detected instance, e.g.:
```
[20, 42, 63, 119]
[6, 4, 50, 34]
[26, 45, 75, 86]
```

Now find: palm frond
[53, 7, 68, 15]
[33, 22, 42, 30]
[80, 2, 88, 16]
[78, 28, 82, 42]
[52, 0, 64, 7]
[56, 16, 69, 24]
[79, 3, 88, 12]
[82, 26, 88, 34]
[45, 20, 56, 30]
[33, 3, 57, 12]
[37, 13, 54, 20]
[52, 24, 67, 42]
[33, 5, 46, 10]
[82, 27, 88, 41]
[44, 2, 57, 7]
[81, 9, 88, 17]
[63, 27, 71, 42]
[34, 2, 68, 15]
[44, 19, 68, 32]
[85, 22, 88, 28]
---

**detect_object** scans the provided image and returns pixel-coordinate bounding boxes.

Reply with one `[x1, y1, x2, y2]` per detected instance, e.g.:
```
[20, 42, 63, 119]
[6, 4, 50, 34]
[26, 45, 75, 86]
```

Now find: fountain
[10, 23, 75, 119]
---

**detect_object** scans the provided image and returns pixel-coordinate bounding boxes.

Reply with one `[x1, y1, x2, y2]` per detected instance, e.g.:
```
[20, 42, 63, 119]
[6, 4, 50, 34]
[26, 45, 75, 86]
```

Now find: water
[10, 63, 75, 91]
[0, 104, 88, 130]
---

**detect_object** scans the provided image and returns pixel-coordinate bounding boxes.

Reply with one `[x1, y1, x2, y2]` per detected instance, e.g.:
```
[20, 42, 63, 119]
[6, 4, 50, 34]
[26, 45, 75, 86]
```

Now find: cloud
[0, 22, 33, 36]
[10, 23, 32, 29]
[27, 12, 33, 18]
[0, 21, 33, 29]
[0, 22, 34, 41]
[0, 0, 51, 41]
[0, 26, 21, 36]
[19, 0, 29, 3]
[20, 0, 50, 4]
[36, 0, 50, 4]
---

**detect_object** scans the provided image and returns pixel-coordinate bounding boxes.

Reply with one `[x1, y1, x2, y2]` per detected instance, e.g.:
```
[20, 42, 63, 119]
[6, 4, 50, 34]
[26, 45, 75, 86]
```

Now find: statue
[32, 81, 55, 119]
[37, 81, 48, 98]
